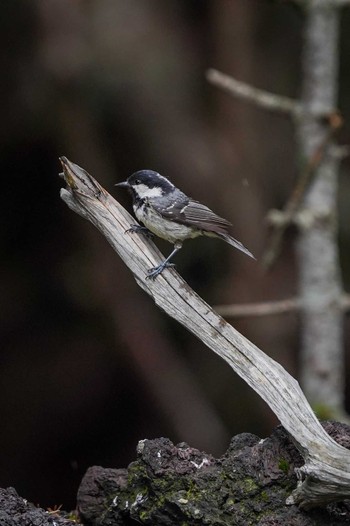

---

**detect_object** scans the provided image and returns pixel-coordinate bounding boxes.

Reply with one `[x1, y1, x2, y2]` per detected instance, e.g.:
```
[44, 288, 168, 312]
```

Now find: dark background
[1, 0, 350, 510]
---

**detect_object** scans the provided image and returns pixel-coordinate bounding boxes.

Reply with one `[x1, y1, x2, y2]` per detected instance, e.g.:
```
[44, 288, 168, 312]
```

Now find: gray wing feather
[154, 196, 255, 259]
[161, 198, 231, 235]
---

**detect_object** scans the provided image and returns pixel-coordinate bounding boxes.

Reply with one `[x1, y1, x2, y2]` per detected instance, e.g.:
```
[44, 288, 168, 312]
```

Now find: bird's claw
[125, 225, 154, 239]
[146, 262, 176, 280]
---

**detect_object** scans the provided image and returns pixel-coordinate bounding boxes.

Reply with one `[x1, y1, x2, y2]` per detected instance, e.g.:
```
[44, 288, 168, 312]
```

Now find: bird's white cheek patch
[135, 184, 163, 199]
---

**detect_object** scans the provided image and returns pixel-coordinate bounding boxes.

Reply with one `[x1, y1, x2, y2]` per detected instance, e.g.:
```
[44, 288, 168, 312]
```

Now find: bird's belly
[134, 203, 198, 243]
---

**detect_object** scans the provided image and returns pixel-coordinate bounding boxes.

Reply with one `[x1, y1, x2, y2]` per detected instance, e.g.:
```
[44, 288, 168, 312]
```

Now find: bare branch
[215, 294, 350, 318]
[294, 0, 350, 7]
[215, 298, 300, 318]
[60, 157, 350, 508]
[206, 68, 301, 115]
[205, 70, 343, 272]
[262, 111, 343, 269]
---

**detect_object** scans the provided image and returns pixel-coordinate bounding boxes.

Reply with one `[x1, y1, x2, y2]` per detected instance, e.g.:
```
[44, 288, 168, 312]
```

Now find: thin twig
[206, 69, 343, 270]
[293, 0, 350, 7]
[215, 293, 350, 318]
[262, 111, 343, 269]
[206, 68, 301, 115]
[215, 298, 300, 318]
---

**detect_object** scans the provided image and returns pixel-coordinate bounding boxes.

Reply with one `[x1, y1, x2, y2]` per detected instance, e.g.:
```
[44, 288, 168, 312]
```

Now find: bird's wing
[161, 198, 232, 235]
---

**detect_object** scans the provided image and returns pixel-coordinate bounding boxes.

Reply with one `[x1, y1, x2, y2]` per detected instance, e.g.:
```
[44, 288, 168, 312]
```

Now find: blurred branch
[215, 298, 300, 317]
[215, 293, 350, 318]
[342, 294, 350, 310]
[262, 111, 343, 269]
[206, 70, 346, 271]
[60, 157, 350, 508]
[293, 0, 350, 6]
[206, 68, 301, 115]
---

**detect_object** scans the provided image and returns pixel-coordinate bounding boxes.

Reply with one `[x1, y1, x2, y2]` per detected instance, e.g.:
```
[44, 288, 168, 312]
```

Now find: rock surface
[76, 423, 350, 525]
[1, 423, 349, 525]
[0, 486, 77, 526]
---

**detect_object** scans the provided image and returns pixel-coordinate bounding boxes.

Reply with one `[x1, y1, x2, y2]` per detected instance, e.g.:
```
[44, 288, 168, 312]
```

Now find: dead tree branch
[60, 157, 350, 508]
[206, 68, 301, 115]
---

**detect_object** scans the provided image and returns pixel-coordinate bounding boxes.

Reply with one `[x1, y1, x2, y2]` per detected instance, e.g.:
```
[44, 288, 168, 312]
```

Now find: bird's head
[116, 170, 174, 200]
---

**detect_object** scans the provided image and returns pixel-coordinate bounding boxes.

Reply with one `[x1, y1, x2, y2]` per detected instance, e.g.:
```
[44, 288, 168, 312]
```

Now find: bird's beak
[115, 181, 130, 188]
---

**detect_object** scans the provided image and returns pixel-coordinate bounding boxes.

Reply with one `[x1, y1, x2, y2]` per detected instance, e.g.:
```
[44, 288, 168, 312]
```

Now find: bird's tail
[218, 233, 256, 260]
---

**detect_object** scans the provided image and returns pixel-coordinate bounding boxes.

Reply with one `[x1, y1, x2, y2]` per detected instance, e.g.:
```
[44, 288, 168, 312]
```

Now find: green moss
[313, 403, 335, 420]
[278, 458, 290, 474]
[260, 490, 269, 502]
[65, 510, 79, 522]
[127, 461, 148, 484]
[139, 510, 149, 520]
[243, 477, 258, 493]
[115, 456, 284, 524]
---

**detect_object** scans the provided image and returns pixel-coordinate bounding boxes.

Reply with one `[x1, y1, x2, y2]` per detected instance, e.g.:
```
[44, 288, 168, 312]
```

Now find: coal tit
[116, 170, 255, 279]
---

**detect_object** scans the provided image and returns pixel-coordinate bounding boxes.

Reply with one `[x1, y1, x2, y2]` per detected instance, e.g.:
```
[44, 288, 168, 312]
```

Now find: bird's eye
[134, 179, 141, 185]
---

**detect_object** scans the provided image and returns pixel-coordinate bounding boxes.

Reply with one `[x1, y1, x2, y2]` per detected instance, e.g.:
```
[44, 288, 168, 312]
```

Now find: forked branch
[59, 157, 350, 508]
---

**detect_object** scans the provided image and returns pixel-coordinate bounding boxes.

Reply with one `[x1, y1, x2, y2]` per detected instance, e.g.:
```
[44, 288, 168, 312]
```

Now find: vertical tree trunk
[297, 0, 344, 415]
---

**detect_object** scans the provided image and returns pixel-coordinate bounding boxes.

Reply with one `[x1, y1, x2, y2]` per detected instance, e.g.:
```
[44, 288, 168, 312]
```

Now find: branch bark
[59, 157, 350, 508]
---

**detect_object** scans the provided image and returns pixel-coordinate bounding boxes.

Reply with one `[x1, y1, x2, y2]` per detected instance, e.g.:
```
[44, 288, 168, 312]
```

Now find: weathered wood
[60, 157, 350, 508]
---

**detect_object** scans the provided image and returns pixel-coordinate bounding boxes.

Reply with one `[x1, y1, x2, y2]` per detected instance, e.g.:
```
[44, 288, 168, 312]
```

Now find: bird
[115, 170, 255, 279]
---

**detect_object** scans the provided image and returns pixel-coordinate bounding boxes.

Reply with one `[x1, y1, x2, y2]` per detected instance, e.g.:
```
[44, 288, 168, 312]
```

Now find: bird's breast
[133, 201, 199, 243]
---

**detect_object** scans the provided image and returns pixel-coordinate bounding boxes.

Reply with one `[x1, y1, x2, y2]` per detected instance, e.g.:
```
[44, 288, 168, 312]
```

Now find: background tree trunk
[296, 0, 344, 417]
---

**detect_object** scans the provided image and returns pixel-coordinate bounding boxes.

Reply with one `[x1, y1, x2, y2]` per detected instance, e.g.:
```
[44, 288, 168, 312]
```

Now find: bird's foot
[125, 225, 154, 239]
[146, 262, 176, 280]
